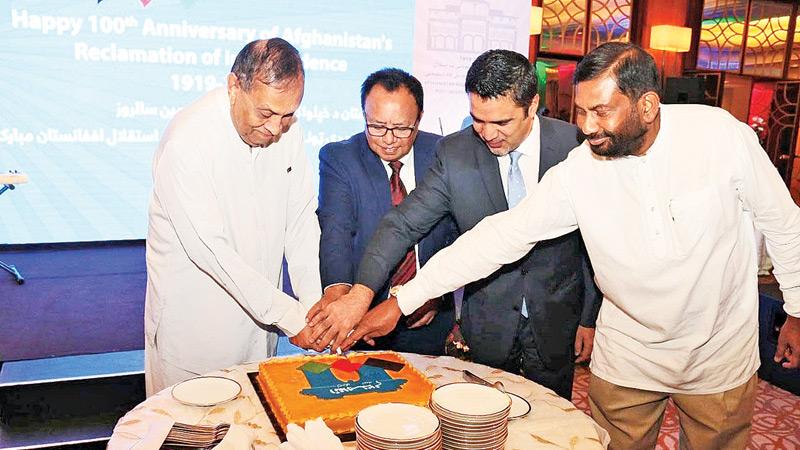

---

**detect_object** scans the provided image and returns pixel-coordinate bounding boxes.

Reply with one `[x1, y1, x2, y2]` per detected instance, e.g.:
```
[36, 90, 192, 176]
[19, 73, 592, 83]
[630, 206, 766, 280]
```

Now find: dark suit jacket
[317, 130, 457, 354]
[357, 117, 602, 369]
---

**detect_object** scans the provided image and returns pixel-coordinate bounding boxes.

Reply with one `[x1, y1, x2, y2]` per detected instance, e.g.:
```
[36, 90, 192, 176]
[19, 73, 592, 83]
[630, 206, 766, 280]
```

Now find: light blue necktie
[507, 151, 528, 318]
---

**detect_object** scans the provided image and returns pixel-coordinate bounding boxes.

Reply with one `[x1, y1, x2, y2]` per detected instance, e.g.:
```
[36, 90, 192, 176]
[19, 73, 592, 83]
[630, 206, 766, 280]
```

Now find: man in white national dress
[345, 42, 800, 449]
[145, 38, 323, 395]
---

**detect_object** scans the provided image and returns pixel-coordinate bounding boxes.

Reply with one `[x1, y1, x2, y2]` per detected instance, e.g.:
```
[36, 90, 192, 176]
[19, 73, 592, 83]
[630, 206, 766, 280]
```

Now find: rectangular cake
[257, 351, 434, 435]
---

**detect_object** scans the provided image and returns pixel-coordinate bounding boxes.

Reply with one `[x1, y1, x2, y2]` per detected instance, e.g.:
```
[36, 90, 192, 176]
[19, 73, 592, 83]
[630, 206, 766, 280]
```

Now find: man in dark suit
[309, 50, 602, 399]
[313, 68, 456, 355]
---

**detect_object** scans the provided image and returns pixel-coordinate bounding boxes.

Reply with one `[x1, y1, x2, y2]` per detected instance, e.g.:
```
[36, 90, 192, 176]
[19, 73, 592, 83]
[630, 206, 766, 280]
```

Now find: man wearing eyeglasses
[312, 68, 457, 355]
[308, 51, 601, 400]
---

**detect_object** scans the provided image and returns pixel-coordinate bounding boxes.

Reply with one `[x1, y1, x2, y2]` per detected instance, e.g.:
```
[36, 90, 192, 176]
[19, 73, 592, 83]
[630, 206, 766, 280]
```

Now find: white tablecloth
[108, 353, 610, 449]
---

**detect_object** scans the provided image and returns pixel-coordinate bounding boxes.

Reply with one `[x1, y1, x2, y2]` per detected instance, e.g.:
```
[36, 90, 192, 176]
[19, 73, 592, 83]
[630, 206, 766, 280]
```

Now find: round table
[107, 353, 610, 449]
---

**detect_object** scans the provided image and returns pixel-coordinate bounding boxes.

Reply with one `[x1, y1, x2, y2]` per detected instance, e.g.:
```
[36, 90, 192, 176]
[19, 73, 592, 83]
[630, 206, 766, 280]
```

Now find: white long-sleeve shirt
[145, 87, 321, 388]
[497, 115, 541, 194]
[397, 104, 800, 394]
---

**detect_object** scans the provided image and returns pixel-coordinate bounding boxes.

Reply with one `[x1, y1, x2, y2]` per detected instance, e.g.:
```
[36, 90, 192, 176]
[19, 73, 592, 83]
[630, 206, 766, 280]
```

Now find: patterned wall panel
[697, 0, 749, 71]
[789, 15, 800, 80]
[743, 0, 794, 78]
[541, 0, 588, 56]
[589, 0, 632, 50]
[766, 81, 800, 185]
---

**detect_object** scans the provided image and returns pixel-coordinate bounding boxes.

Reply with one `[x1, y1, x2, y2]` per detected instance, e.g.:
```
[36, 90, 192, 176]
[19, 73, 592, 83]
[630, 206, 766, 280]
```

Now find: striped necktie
[388, 161, 416, 287]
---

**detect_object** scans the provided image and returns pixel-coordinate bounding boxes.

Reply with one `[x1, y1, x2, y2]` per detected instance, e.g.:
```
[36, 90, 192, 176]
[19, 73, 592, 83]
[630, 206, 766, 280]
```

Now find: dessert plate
[431, 382, 511, 416]
[357, 403, 439, 440]
[171, 376, 242, 407]
[507, 392, 532, 419]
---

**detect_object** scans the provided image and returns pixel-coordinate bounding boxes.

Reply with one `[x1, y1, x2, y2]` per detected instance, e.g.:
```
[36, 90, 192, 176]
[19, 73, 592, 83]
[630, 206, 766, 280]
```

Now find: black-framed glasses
[366, 123, 417, 139]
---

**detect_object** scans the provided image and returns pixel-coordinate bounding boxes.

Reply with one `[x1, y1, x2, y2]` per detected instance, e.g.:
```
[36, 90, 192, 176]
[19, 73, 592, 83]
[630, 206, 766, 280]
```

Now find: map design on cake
[257, 351, 435, 435]
[298, 357, 407, 399]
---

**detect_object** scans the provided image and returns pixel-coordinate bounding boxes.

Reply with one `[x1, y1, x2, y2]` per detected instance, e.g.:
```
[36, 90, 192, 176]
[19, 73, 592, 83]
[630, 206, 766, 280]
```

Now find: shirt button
[512, 305, 520, 312]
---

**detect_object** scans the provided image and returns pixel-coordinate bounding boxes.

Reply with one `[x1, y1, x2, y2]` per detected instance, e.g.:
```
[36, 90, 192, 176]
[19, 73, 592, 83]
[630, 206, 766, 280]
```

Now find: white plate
[171, 376, 241, 407]
[507, 392, 532, 419]
[431, 382, 511, 416]
[357, 403, 440, 440]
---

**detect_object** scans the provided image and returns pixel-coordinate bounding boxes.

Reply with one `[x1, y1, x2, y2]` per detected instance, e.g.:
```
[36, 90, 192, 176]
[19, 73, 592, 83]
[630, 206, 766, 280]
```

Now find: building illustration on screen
[426, 1, 516, 53]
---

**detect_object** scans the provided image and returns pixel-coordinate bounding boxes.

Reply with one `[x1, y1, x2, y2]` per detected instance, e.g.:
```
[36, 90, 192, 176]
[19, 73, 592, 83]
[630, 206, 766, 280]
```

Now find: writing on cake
[298, 358, 407, 400]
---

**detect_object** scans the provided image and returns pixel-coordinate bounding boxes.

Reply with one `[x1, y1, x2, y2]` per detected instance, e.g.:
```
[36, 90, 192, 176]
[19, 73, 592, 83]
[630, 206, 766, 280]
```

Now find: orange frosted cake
[257, 351, 434, 435]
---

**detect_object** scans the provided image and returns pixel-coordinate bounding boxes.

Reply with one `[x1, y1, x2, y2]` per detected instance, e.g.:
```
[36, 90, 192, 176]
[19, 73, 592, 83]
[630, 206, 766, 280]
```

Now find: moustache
[577, 130, 611, 142]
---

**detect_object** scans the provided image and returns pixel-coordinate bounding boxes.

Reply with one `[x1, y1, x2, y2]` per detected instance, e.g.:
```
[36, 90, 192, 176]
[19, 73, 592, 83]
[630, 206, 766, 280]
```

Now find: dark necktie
[388, 161, 417, 287]
[388, 160, 441, 326]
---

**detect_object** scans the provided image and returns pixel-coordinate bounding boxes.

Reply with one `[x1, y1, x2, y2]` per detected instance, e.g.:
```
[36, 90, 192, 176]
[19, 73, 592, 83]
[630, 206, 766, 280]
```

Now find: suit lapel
[359, 135, 392, 211]
[413, 141, 431, 185]
[473, 135, 507, 213]
[537, 116, 560, 180]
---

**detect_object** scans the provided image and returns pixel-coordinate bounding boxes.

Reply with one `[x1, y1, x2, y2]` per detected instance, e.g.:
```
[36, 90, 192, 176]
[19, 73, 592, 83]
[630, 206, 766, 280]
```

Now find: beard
[580, 109, 648, 158]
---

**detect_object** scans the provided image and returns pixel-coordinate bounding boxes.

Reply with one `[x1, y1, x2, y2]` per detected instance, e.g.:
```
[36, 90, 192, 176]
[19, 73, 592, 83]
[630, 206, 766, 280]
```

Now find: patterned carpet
[571, 365, 800, 449]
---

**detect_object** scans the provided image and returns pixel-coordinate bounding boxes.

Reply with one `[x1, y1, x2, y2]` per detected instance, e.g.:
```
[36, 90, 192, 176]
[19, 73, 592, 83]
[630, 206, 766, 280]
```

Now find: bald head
[230, 38, 304, 91]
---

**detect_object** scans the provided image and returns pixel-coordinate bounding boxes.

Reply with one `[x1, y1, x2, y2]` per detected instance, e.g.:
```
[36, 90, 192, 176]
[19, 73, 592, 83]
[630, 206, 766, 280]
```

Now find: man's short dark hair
[573, 42, 660, 100]
[231, 38, 304, 91]
[464, 49, 538, 111]
[360, 68, 424, 117]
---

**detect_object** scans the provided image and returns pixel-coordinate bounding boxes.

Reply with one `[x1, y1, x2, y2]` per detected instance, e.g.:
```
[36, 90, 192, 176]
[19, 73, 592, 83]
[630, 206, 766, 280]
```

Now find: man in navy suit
[314, 68, 456, 355]
[309, 51, 602, 399]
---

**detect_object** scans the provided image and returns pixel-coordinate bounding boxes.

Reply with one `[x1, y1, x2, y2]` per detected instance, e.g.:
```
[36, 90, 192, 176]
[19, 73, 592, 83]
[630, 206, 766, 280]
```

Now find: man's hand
[405, 297, 441, 328]
[305, 284, 351, 352]
[306, 284, 374, 353]
[574, 325, 595, 364]
[289, 325, 316, 350]
[307, 284, 351, 322]
[408, 309, 437, 329]
[344, 297, 404, 349]
[774, 315, 800, 369]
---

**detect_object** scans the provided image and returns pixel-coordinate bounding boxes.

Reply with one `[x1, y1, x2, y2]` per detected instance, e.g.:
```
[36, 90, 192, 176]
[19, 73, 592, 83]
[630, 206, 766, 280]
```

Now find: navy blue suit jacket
[317, 130, 456, 354]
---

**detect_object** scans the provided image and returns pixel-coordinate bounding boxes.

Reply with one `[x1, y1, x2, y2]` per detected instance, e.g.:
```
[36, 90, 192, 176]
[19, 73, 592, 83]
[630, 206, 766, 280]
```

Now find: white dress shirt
[497, 116, 541, 195]
[396, 104, 800, 394]
[497, 118, 540, 317]
[381, 147, 421, 271]
[145, 87, 321, 393]
[326, 147, 421, 292]
[381, 146, 416, 191]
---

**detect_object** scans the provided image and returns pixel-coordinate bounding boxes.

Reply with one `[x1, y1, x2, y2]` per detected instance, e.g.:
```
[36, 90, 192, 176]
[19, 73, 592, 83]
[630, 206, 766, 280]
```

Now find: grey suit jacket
[357, 116, 602, 369]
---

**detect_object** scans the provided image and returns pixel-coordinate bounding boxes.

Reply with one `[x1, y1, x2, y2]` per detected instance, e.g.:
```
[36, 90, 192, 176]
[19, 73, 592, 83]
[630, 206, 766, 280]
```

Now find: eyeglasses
[366, 123, 417, 139]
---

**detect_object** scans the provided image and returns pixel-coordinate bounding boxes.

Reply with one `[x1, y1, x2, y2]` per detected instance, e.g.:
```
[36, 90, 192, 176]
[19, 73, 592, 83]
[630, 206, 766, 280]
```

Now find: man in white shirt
[145, 39, 321, 395]
[345, 42, 800, 449]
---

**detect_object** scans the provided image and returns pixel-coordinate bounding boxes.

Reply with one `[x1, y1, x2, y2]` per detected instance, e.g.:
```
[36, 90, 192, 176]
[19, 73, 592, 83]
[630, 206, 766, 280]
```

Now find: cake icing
[257, 351, 434, 435]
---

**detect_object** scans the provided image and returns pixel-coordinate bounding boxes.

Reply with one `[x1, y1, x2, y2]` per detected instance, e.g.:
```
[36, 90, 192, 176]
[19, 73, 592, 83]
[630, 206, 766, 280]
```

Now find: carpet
[571, 365, 800, 449]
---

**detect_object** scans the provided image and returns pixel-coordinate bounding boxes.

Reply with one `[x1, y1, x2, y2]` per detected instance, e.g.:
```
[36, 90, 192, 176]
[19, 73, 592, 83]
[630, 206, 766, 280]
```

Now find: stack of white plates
[355, 403, 442, 450]
[429, 382, 511, 450]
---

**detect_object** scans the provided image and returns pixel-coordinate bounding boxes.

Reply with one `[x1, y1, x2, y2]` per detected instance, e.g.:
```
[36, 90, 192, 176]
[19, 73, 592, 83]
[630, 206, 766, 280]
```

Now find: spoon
[462, 369, 506, 393]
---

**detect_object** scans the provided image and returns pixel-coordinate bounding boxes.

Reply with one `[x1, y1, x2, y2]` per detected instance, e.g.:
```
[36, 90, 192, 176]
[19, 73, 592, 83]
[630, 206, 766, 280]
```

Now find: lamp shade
[650, 25, 692, 52]
[530, 6, 543, 36]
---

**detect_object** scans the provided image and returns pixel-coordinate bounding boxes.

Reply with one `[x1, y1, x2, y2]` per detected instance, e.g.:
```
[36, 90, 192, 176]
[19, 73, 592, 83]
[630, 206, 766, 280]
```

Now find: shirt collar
[382, 146, 415, 168]
[511, 115, 540, 157]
